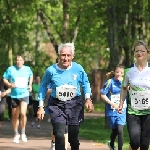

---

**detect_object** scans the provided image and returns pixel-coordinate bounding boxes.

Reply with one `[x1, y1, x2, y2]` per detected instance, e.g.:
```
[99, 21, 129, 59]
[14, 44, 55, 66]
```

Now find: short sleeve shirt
[122, 63, 150, 115]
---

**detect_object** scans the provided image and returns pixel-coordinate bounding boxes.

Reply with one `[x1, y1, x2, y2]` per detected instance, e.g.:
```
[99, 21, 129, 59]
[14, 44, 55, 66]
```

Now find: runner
[0, 77, 11, 128]
[100, 64, 126, 150]
[45, 83, 69, 150]
[118, 40, 150, 150]
[3, 54, 33, 143]
[31, 75, 41, 129]
[37, 42, 94, 150]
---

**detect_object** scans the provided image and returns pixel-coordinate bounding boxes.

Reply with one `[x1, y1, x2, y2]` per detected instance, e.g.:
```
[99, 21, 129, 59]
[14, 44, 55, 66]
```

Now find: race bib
[56, 84, 77, 101]
[110, 94, 126, 109]
[15, 77, 28, 88]
[130, 90, 150, 110]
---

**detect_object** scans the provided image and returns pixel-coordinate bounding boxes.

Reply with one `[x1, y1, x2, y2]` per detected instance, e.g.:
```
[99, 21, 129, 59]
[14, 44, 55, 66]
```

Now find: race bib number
[110, 94, 126, 109]
[56, 84, 77, 101]
[130, 90, 150, 110]
[15, 77, 28, 88]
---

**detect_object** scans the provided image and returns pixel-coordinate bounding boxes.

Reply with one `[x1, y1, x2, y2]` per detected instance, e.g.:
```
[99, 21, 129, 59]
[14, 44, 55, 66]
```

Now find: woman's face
[134, 45, 149, 62]
[16, 56, 24, 68]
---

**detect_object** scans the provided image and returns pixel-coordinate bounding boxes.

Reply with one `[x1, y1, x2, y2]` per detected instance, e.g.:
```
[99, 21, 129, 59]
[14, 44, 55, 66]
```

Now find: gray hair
[58, 43, 75, 55]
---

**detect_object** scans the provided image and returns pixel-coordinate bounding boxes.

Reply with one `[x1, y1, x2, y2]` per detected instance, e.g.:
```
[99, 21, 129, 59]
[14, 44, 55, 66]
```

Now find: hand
[111, 103, 119, 110]
[85, 99, 94, 113]
[118, 104, 123, 114]
[37, 107, 45, 120]
[10, 83, 16, 88]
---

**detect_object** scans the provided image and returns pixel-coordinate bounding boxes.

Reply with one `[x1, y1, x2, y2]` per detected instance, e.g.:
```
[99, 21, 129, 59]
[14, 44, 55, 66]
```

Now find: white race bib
[15, 77, 28, 88]
[56, 84, 77, 101]
[130, 90, 150, 110]
[110, 94, 126, 109]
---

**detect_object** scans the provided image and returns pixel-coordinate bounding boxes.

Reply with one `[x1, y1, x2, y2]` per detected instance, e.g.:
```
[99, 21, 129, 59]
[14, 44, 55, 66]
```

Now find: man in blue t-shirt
[37, 42, 94, 150]
[3, 54, 33, 144]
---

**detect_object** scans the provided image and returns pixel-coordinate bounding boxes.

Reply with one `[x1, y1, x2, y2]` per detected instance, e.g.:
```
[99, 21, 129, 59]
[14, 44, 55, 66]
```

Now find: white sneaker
[47, 118, 51, 123]
[13, 134, 20, 143]
[31, 122, 35, 127]
[21, 134, 27, 142]
[50, 142, 55, 150]
[37, 125, 41, 129]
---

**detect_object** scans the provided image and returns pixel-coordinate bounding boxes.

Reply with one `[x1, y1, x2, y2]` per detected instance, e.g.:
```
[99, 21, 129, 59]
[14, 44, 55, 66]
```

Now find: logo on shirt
[72, 74, 77, 80]
[112, 85, 117, 88]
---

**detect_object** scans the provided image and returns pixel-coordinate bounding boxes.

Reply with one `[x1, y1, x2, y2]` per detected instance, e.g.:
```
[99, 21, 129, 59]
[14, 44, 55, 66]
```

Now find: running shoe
[50, 142, 55, 150]
[107, 141, 116, 150]
[37, 125, 41, 129]
[8, 118, 11, 122]
[21, 134, 27, 142]
[13, 134, 20, 143]
[31, 122, 35, 127]
[47, 118, 51, 123]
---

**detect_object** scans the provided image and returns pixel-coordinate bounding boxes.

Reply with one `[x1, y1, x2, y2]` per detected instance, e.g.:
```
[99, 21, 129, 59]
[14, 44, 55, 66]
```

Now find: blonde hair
[106, 64, 124, 80]
[106, 71, 114, 80]
[133, 40, 149, 52]
[58, 43, 75, 55]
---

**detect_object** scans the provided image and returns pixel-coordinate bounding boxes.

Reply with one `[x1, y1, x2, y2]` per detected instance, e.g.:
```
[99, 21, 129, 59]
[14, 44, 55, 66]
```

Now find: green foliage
[1, 0, 150, 75]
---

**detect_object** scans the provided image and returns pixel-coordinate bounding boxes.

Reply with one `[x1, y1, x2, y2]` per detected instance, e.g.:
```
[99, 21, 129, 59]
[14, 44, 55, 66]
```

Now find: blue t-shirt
[47, 83, 51, 89]
[38, 62, 91, 101]
[100, 77, 126, 117]
[3, 65, 33, 98]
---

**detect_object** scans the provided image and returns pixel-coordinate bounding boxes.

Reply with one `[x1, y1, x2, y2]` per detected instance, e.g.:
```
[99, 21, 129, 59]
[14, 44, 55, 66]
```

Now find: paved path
[0, 113, 108, 150]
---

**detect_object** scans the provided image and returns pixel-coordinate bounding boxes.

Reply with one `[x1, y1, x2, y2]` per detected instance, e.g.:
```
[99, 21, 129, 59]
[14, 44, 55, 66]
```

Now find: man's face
[16, 56, 24, 68]
[58, 46, 74, 69]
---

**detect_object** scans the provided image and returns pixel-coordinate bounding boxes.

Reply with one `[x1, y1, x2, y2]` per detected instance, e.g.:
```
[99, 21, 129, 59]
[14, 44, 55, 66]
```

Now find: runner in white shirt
[118, 40, 150, 150]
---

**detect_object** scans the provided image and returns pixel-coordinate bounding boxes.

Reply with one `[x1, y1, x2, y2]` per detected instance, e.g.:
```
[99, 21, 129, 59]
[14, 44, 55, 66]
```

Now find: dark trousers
[0, 98, 6, 122]
[127, 114, 150, 150]
[32, 100, 39, 118]
[6, 96, 12, 119]
[110, 125, 124, 150]
[53, 122, 79, 150]
[49, 96, 83, 150]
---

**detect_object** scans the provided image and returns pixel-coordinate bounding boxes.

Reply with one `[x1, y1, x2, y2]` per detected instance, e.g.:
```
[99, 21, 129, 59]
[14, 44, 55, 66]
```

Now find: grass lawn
[79, 101, 131, 149]
[80, 101, 150, 150]
[79, 117, 130, 150]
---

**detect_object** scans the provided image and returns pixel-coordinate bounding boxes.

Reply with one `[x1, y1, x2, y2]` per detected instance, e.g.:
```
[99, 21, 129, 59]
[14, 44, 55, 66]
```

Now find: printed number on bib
[56, 84, 77, 101]
[15, 77, 28, 88]
[130, 90, 150, 110]
[111, 94, 126, 109]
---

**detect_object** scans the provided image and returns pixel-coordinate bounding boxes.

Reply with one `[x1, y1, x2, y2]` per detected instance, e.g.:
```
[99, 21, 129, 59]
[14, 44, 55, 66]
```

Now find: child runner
[100, 64, 126, 150]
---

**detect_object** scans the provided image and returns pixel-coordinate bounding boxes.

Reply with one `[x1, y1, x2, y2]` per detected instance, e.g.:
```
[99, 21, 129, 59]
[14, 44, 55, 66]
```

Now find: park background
[1, 0, 150, 149]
